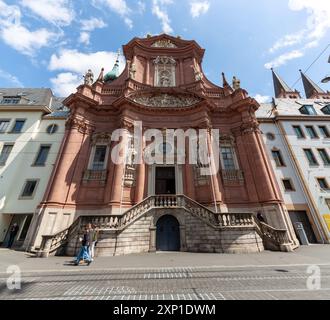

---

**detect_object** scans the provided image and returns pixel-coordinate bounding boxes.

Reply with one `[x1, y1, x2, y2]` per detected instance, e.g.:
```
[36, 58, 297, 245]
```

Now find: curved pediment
[127, 92, 202, 108]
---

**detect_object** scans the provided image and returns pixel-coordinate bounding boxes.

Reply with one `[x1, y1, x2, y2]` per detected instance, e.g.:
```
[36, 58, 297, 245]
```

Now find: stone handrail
[258, 221, 290, 245]
[36, 194, 288, 257]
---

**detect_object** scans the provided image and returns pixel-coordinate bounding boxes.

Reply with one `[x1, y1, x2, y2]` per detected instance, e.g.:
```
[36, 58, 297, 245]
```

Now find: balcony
[221, 169, 244, 185]
[82, 170, 107, 184]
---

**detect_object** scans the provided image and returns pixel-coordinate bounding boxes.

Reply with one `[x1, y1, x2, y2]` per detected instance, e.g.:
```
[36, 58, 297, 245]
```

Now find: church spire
[271, 68, 300, 99]
[104, 50, 121, 83]
[300, 70, 329, 99]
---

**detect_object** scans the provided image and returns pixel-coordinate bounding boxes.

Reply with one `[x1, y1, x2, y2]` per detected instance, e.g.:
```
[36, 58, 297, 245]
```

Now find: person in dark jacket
[74, 225, 92, 266]
[7, 223, 19, 249]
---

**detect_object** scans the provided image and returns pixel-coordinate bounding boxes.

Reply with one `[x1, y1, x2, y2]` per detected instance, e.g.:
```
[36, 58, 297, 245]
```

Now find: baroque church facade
[29, 34, 299, 257]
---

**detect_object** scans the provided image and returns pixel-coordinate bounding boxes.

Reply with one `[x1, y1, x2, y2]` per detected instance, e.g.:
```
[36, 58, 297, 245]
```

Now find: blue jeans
[75, 246, 91, 263]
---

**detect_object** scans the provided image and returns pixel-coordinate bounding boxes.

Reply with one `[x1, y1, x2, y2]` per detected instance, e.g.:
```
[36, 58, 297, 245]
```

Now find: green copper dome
[104, 58, 120, 82]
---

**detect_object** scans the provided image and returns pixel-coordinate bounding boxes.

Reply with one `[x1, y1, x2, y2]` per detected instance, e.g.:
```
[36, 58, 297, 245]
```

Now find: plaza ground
[1, 245, 330, 300]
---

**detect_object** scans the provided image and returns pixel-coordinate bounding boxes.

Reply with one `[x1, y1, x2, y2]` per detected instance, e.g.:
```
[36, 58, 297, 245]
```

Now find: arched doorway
[156, 215, 180, 251]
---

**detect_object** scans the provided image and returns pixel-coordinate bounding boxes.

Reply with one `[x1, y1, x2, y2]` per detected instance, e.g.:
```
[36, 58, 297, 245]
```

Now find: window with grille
[220, 147, 236, 170]
[91, 145, 107, 170]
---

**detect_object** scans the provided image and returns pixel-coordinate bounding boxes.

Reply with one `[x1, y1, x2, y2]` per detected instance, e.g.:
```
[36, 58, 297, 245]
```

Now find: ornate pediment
[129, 93, 202, 108]
[151, 40, 177, 48]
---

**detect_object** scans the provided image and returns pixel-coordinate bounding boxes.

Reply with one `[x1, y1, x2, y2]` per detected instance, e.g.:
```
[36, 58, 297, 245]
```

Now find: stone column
[184, 138, 195, 199]
[135, 134, 146, 203]
[110, 128, 129, 207]
[207, 129, 223, 205]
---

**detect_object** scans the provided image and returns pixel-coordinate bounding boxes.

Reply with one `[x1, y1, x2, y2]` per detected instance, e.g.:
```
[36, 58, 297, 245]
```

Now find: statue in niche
[84, 69, 94, 86]
[232, 76, 241, 90]
[129, 63, 136, 79]
[159, 70, 171, 87]
[191, 65, 203, 81]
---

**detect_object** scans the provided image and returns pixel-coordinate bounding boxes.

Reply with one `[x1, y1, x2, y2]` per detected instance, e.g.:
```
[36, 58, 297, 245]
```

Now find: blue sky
[0, 0, 329, 101]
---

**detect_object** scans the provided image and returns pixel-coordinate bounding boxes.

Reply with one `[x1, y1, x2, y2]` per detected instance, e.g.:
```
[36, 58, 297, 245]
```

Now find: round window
[47, 124, 58, 135]
[266, 132, 275, 141]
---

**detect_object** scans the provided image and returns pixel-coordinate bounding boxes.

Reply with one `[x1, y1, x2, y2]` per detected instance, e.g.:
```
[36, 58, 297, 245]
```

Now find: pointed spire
[222, 72, 233, 96]
[104, 49, 121, 83]
[300, 70, 327, 99]
[271, 68, 300, 98]
[97, 68, 104, 82]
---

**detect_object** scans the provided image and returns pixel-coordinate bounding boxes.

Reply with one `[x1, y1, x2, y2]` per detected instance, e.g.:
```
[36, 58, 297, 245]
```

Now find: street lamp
[321, 55, 330, 83]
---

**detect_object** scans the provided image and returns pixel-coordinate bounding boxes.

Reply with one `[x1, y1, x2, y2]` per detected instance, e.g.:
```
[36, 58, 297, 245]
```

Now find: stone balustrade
[83, 169, 108, 182]
[221, 169, 244, 185]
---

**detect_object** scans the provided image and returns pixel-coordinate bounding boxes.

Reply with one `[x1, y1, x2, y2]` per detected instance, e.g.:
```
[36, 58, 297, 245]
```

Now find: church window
[153, 56, 176, 87]
[91, 145, 108, 170]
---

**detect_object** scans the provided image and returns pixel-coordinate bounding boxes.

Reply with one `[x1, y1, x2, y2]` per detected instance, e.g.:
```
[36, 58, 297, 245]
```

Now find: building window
[46, 124, 58, 135]
[293, 125, 305, 139]
[266, 132, 275, 141]
[220, 146, 236, 170]
[325, 199, 330, 210]
[0, 144, 13, 165]
[318, 149, 330, 166]
[319, 126, 330, 138]
[20, 180, 38, 198]
[33, 145, 51, 166]
[305, 126, 319, 139]
[321, 105, 330, 115]
[10, 119, 25, 133]
[153, 56, 176, 87]
[317, 178, 329, 190]
[282, 179, 295, 191]
[91, 145, 107, 170]
[0, 96, 20, 105]
[299, 105, 317, 115]
[0, 120, 10, 133]
[304, 149, 318, 166]
[271, 149, 285, 167]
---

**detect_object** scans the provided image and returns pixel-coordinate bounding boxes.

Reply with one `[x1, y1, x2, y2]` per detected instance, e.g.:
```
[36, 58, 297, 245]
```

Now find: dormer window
[321, 105, 330, 115]
[1, 96, 20, 105]
[299, 105, 317, 115]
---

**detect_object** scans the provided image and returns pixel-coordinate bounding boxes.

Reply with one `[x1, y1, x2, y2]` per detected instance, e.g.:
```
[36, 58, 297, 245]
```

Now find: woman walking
[89, 225, 99, 261]
[74, 225, 92, 266]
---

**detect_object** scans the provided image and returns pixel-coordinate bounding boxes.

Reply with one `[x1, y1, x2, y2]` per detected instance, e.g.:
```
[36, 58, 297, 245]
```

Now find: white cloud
[254, 94, 271, 103]
[79, 32, 90, 45]
[265, 50, 304, 69]
[152, 0, 173, 34]
[92, 0, 133, 28]
[50, 72, 81, 96]
[20, 0, 74, 26]
[79, 18, 107, 45]
[190, 1, 210, 18]
[0, 68, 23, 87]
[266, 1, 330, 68]
[0, 0, 57, 56]
[49, 49, 126, 95]
[81, 17, 107, 31]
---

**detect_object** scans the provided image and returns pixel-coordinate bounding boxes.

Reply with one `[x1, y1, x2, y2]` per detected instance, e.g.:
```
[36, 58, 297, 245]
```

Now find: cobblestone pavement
[1, 246, 330, 300]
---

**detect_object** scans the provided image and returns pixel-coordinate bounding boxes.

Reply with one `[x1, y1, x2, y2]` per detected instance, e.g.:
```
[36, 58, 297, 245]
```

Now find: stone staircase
[36, 195, 294, 257]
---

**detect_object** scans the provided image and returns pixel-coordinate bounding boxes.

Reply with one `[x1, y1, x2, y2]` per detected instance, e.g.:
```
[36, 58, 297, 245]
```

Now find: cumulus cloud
[254, 94, 271, 103]
[50, 72, 81, 97]
[49, 49, 126, 96]
[265, 50, 304, 69]
[190, 1, 210, 18]
[266, 0, 330, 68]
[79, 17, 107, 45]
[0, 0, 57, 56]
[152, 0, 173, 34]
[20, 0, 74, 26]
[92, 0, 133, 28]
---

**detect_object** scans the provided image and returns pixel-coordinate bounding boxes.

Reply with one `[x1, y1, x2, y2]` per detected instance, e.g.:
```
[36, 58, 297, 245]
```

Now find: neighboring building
[0, 89, 68, 249]
[257, 69, 330, 245]
[31, 34, 299, 257]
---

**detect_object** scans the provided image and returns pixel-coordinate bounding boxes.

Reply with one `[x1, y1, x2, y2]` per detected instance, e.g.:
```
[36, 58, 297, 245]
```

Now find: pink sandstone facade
[29, 34, 299, 256]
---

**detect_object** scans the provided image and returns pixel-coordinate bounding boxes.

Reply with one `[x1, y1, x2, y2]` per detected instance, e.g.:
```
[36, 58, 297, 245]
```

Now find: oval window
[47, 124, 58, 135]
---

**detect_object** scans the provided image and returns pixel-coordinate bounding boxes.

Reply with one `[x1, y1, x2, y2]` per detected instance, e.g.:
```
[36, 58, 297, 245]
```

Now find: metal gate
[156, 215, 180, 251]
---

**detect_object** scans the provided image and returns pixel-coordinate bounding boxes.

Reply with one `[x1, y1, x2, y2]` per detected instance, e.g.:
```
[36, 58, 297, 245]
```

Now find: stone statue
[192, 65, 203, 81]
[232, 76, 241, 90]
[129, 63, 136, 79]
[84, 69, 94, 86]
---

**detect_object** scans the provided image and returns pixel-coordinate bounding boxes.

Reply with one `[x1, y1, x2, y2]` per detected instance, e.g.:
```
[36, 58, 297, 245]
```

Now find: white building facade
[0, 89, 67, 249]
[257, 70, 330, 244]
